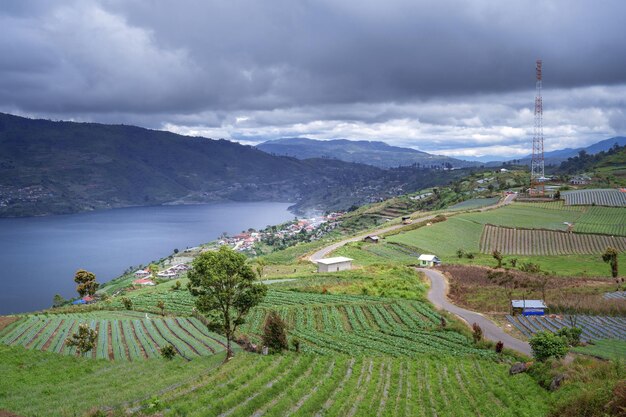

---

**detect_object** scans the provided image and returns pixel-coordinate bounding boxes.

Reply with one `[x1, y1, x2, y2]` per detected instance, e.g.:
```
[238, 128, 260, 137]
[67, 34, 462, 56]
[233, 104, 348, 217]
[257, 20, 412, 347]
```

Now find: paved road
[420, 267, 532, 356]
[308, 193, 516, 262]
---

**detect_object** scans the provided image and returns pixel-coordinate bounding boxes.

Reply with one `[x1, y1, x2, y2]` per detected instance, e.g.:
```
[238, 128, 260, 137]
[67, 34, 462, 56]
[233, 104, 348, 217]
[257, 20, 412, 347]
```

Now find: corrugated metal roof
[511, 300, 547, 309]
[316, 257, 354, 265]
[418, 254, 438, 261]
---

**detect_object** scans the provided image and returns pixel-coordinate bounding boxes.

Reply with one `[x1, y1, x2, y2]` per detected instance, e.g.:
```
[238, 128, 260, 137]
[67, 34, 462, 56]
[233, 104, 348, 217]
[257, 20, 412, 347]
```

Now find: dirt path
[308, 194, 516, 262]
[420, 267, 532, 356]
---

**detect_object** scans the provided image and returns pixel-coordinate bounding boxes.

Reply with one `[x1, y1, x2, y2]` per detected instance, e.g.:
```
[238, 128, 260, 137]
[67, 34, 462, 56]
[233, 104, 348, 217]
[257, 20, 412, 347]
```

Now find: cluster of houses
[220, 212, 345, 252]
[132, 263, 190, 286]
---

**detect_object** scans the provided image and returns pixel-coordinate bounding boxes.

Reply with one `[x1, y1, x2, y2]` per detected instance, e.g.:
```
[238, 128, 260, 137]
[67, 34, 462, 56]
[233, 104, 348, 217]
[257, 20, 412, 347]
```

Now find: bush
[556, 327, 582, 347]
[472, 323, 483, 344]
[529, 331, 568, 361]
[160, 344, 177, 360]
[121, 297, 132, 310]
[495, 341, 504, 354]
[262, 310, 288, 353]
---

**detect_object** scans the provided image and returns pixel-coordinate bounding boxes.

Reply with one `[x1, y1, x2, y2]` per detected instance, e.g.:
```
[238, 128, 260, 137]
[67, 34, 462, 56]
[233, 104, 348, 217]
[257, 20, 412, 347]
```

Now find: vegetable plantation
[240, 291, 491, 357]
[563, 189, 626, 207]
[572, 339, 626, 360]
[160, 353, 549, 417]
[604, 291, 626, 300]
[480, 225, 626, 255]
[0, 314, 226, 360]
[573, 206, 626, 236]
[506, 315, 626, 342]
[448, 197, 500, 211]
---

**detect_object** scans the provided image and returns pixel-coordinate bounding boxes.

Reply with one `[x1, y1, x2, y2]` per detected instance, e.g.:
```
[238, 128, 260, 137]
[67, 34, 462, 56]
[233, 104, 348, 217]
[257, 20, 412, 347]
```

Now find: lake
[0, 202, 294, 315]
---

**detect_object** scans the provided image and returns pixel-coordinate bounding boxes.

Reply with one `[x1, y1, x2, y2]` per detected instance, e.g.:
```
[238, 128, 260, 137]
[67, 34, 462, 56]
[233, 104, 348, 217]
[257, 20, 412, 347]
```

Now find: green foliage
[65, 323, 98, 357]
[156, 300, 166, 316]
[556, 327, 582, 347]
[472, 323, 483, 344]
[121, 297, 133, 310]
[172, 280, 182, 291]
[492, 250, 503, 268]
[74, 269, 99, 297]
[188, 246, 267, 357]
[52, 294, 66, 308]
[529, 331, 569, 361]
[261, 311, 288, 353]
[160, 344, 177, 360]
[602, 246, 619, 278]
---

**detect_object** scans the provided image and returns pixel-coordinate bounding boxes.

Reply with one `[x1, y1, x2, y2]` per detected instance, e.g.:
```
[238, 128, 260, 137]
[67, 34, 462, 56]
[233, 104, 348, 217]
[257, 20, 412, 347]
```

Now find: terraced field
[0, 314, 227, 360]
[240, 291, 491, 357]
[604, 291, 626, 300]
[480, 225, 626, 255]
[572, 339, 626, 360]
[563, 189, 626, 207]
[573, 206, 626, 236]
[461, 202, 583, 231]
[159, 353, 549, 417]
[506, 315, 626, 342]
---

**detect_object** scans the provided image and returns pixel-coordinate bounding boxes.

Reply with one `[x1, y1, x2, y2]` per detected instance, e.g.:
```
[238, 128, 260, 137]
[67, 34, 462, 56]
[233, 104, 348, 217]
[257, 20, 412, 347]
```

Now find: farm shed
[511, 300, 547, 316]
[418, 254, 441, 267]
[316, 257, 353, 273]
[363, 235, 380, 243]
[402, 216, 412, 225]
[134, 269, 150, 278]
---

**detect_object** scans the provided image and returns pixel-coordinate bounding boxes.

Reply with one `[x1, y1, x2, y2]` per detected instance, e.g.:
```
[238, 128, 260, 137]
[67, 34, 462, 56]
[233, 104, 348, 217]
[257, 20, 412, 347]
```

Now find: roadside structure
[417, 254, 441, 267]
[315, 257, 353, 273]
[363, 235, 380, 243]
[511, 299, 547, 316]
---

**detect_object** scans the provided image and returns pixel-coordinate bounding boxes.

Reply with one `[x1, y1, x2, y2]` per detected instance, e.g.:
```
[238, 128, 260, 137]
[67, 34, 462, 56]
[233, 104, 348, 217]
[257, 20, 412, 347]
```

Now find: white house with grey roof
[417, 254, 441, 267]
[315, 257, 353, 273]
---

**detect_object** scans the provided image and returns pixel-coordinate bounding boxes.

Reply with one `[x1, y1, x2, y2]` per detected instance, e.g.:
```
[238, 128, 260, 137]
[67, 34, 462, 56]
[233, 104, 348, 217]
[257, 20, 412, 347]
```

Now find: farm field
[0, 314, 227, 360]
[158, 353, 549, 417]
[563, 188, 626, 207]
[572, 339, 626, 360]
[479, 225, 626, 255]
[460, 202, 583, 231]
[505, 315, 626, 342]
[386, 217, 484, 256]
[604, 291, 626, 300]
[448, 197, 500, 211]
[573, 206, 626, 236]
[241, 290, 491, 357]
[332, 241, 421, 265]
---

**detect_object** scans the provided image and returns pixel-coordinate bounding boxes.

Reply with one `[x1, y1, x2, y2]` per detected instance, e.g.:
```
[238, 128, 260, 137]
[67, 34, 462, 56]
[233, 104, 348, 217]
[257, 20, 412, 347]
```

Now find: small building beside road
[402, 216, 412, 225]
[417, 254, 441, 267]
[316, 257, 353, 273]
[363, 235, 380, 244]
[511, 299, 547, 316]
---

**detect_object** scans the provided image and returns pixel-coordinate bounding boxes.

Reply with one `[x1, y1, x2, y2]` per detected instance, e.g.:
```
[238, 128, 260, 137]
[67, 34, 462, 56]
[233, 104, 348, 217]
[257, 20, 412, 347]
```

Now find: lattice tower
[530, 59, 545, 195]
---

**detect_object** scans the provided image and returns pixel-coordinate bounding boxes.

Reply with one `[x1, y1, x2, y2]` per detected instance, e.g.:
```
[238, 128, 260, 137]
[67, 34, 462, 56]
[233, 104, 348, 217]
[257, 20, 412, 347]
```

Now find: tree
[495, 341, 504, 354]
[556, 327, 582, 347]
[602, 247, 619, 278]
[188, 246, 267, 359]
[74, 269, 99, 297]
[66, 323, 98, 356]
[255, 258, 266, 280]
[456, 249, 465, 259]
[262, 310, 288, 353]
[472, 323, 483, 344]
[487, 270, 520, 309]
[156, 300, 166, 316]
[121, 297, 133, 310]
[492, 250, 503, 269]
[529, 331, 568, 361]
[160, 344, 177, 360]
[52, 294, 66, 308]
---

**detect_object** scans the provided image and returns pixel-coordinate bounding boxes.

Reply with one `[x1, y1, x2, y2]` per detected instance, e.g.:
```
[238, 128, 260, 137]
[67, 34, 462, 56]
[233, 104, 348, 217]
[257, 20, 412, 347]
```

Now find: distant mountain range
[0, 113, 465, 217]
[256, 138, 479, 168]
[505, 137, 626, 167]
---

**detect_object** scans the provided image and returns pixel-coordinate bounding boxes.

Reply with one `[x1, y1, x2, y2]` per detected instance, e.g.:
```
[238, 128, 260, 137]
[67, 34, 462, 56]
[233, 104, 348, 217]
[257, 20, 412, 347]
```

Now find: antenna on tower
[530, 59, 545, 196]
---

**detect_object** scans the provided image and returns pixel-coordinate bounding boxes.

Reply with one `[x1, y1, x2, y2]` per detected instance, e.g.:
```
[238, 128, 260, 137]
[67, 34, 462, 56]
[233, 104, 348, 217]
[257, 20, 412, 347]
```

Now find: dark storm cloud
[0, 0, 625, 157]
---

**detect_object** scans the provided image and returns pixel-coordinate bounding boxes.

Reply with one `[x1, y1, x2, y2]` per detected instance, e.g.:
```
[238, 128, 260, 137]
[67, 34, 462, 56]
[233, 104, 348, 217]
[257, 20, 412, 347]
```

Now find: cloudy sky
[1, 0, 625, 159]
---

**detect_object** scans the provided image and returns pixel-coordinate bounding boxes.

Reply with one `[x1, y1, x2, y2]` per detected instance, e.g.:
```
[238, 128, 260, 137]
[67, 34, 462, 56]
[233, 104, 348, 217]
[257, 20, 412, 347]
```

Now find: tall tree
[188, 246, 267, 359]
[66, 323, 98, 357]
[74, 269, 98, 297]
[602, 247, 619, 278]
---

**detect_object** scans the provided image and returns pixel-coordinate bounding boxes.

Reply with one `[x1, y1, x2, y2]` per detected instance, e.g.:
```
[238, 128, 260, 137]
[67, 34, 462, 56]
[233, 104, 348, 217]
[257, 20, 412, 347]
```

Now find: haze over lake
[0, 202, 293, 315]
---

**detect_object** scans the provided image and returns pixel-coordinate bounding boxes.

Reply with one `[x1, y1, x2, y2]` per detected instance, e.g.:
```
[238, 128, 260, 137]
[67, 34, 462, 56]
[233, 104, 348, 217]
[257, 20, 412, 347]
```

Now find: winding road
[419, 268, 531, 356]
[308, 193, 532, 355]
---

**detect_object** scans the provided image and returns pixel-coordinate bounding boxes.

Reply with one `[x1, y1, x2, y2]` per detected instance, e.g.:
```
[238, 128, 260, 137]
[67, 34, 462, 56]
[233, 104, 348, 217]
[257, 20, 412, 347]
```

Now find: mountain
[514, 136, 626, 166]
[0, 113, 466, 217]
[256, 138, 478, 168]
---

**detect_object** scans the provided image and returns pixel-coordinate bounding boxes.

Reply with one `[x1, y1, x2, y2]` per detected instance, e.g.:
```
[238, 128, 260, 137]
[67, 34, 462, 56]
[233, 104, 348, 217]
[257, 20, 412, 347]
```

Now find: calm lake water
[0, 202, 293, 315]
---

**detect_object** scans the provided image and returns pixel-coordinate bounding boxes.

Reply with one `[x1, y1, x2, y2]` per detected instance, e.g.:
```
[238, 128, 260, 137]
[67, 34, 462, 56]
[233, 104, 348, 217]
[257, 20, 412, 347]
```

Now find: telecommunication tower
[530, 59, 545, 195]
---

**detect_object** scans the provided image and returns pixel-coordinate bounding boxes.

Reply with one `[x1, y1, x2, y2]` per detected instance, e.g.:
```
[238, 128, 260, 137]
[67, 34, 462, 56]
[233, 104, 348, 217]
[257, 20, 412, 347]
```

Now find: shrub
[465, 252, 475, 259]
[495, 341, 504, 354]
[529, 331, 568, 361]
[292, 338, 301, 353]
[160, 344, 177, 360]
[262, 310, 288, 353]
[556, 327, 582, 347]
[472, 323, 483, 344]
[121, 297, 133, 310]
